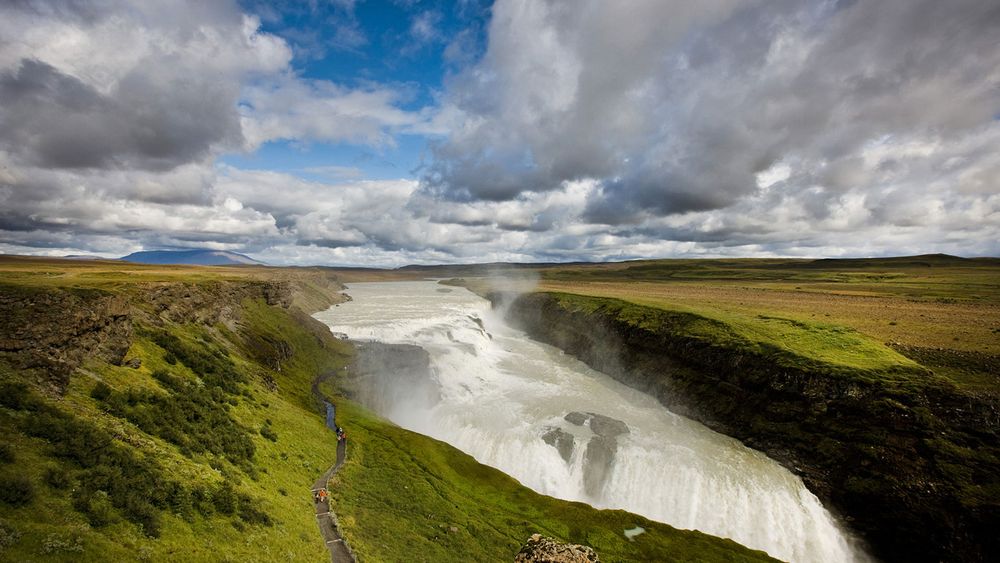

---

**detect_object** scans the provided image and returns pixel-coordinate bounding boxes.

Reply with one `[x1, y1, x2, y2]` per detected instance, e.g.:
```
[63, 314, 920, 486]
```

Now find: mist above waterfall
[316, 281, 870, 563]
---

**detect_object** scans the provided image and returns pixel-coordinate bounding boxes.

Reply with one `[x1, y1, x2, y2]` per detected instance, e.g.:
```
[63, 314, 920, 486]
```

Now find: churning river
[315, 281, 869, 563]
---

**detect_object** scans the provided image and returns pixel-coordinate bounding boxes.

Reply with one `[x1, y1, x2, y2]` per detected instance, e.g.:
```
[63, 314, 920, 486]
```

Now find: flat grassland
[0, 255, 270, 284]
[532, 255, 1000, 395]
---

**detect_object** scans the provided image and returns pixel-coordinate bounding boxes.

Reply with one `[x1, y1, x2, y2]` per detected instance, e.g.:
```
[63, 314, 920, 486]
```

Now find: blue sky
[225, 0, 491, 182]
[221, 132, 428, 182]
[254, 0, 488, 91]
[1, 0, 998, 265]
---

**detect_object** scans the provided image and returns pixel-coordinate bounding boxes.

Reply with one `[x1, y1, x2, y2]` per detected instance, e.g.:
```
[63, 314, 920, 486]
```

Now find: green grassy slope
[0, 291, 352, 562]
[521, 255, 1000, 396]
[550, 292, 926, 379]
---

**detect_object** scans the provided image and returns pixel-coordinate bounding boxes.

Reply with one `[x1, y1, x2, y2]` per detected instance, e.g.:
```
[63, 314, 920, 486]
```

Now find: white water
[315, 281, 868, 563]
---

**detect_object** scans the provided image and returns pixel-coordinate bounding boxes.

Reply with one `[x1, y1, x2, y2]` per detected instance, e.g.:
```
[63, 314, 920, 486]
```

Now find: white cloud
[239, 76, 427, 150]
[410, 11, 442, 44]
[2, 0, 998, 265]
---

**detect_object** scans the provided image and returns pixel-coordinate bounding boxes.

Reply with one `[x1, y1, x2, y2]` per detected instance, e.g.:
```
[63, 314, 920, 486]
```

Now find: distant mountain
[62, 254, 108, 261]
[120, 249, 264, 266]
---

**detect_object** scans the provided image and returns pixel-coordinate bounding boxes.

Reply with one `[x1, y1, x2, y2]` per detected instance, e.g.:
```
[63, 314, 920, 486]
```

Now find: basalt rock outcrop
[0, 279, 307, 392]
[542, 427, 575, 463]
[146, 280, 291, 326]
[565, 412, 629, 498]
[346, 342, 441, 414]
[542, 412, 630, 497]
[0, 287, 131, 389]
[565, 412, 629, 438]
[514, 534, 600, 563]
[492, 291, 1000, 563]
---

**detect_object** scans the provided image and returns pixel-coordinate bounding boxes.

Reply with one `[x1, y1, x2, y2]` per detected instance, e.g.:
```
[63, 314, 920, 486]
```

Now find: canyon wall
[494, 291, 999, 563]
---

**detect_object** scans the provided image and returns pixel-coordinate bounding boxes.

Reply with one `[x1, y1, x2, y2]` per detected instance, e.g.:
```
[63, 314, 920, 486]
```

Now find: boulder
[563, 412, 630, 496]
[564, 412, 629, 438]
[587, 413, 629, 438]
[514, 534, 600, 563]
[542, 427, 575, 463]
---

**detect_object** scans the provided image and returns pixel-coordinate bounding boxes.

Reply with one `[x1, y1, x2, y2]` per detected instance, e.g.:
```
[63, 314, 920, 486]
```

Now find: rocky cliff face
[495, 292, 1000, 563]
[0, 287, 131, 389]
[0, 279, 298, 392]
[144, 280, 291, 326]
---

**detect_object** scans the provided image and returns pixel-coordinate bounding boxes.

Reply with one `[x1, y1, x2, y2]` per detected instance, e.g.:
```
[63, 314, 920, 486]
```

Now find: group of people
[314, 425, 347, 505]
[314, 488, 329, 504]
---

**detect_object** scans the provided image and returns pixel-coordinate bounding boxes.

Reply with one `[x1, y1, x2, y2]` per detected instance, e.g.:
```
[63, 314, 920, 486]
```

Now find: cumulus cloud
[1, 0, 998, 264]
[423, 0, 1000, 248]
[410, 11, 443, 44]
[0, 2, 288, 171]
[0, 0, 438, 262]
[0, 59, 241, 170]
[239, 76, 427, 150]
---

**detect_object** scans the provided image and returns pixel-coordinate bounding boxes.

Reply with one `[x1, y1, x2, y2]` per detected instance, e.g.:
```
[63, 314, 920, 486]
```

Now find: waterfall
[315, 281, 870, 563]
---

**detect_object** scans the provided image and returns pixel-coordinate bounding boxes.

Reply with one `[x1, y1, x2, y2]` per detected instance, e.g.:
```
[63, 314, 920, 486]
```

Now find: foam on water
[315, 281, 870, 563]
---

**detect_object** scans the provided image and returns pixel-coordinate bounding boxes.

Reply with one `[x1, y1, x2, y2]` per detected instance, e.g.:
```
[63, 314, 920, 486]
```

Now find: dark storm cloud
[0, 212, 56, 234]
[0, 1, 289, 175]
[0, 58, 241, 171]
[297, 238, 367, 249]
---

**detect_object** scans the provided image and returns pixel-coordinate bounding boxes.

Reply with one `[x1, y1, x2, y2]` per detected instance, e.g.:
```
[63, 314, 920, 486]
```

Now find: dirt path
[310, 365, 355, 562]
[312, 437, 352, 562]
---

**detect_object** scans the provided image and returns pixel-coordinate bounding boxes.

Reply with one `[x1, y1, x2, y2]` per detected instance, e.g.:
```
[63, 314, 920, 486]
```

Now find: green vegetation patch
[2, 383, 175, 537]
[0, 291, 348, 561]
[148, 329, 247, 394]
[95, 369, 256, 466]
[550, 292, 928, 379]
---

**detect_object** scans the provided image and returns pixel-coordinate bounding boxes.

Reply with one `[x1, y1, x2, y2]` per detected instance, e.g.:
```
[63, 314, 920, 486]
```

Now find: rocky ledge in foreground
[514, 534, 600, 563]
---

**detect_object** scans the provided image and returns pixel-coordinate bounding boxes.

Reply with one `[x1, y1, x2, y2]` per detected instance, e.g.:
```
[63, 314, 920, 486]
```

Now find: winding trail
[312, 437, 352, 562]
[310, 365, 355, 563]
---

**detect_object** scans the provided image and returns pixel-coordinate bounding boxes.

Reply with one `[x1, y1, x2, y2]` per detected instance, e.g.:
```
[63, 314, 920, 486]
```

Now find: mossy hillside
[533, 280, 999, 389]
[236, 298, 349, 410]
[548, 292, 930, 384]
[0, 287, 351, 562]
[328, 398, 777, 563]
